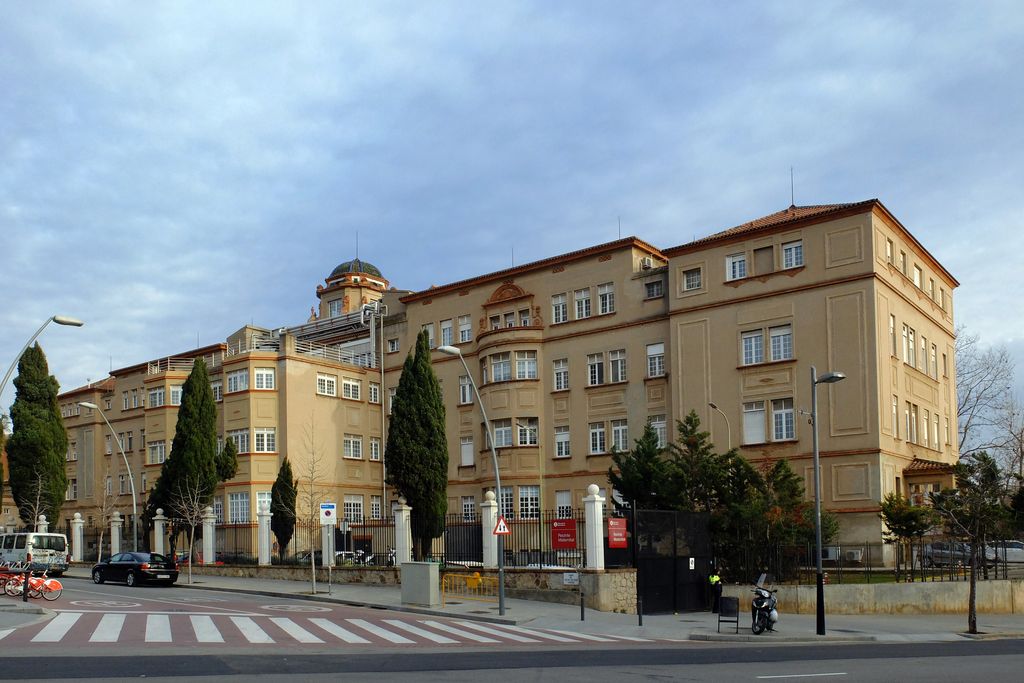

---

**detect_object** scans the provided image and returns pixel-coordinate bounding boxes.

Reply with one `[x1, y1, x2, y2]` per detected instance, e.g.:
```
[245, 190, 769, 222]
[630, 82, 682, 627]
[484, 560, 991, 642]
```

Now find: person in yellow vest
[709, 571, 722, 613]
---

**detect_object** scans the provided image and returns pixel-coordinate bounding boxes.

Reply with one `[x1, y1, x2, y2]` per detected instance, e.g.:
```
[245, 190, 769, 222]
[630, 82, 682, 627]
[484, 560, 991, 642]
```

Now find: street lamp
[1, 315, 85, 404]
[438, 344, 506, 616]
[707, 402, 732, 451]
[810, 366, 845, 636]
[79, 401, 139, 552]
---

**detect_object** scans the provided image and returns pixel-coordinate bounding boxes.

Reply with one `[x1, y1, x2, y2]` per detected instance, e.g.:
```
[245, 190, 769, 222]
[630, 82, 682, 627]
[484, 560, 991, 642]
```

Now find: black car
[91, 552, 179, 586]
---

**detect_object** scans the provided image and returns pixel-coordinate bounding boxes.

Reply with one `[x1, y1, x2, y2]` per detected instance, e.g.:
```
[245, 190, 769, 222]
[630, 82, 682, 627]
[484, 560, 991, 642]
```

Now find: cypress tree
[6, 344, 68, 526]
[147, 358, 219, 525]
[270, 456, 297, 561]
[217, 438, 239, 483]
[385, 330, 449, 559]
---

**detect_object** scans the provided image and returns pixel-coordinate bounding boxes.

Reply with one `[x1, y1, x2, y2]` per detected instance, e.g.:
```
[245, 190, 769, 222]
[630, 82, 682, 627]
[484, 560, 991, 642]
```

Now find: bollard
[638, 596, 643, 627]
[580, 591, 585, 621]
[22, 570, 30, 603]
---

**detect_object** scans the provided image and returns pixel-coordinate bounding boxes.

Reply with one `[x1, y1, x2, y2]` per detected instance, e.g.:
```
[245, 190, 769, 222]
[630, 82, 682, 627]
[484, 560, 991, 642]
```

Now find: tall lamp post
[1, 315, 85, 404]
[810, 366, 845, 636]
[438, 345, 506, 616]
[79, 401, 139, 552]
[707, 402, 732, 451]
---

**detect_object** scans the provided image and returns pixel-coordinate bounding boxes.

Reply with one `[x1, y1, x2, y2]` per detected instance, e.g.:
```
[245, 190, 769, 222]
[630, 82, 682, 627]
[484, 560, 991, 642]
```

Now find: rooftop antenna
[511, 246, 515, 267]
[790, 166, 795, 207]
[356, 230, 359, 260]
[618, 216, 621, 239]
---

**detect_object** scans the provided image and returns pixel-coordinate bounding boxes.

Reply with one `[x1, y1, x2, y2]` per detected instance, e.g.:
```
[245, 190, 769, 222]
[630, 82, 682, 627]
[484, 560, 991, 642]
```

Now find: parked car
[991, 540, 1024, 563]
[91, 552, 178, 586]
[919, 542, 995, 568]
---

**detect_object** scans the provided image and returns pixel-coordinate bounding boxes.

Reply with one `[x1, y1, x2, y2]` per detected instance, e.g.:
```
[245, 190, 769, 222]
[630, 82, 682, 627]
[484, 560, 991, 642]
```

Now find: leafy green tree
[217, 438, 239, 483]
[6, 344, 68, 526]
[669, 411, 730, 513]
[147, 359, 219, 552]
[931, 452, 1011, 634]
[385, 330, 449, 560]
[608, 422, 669, 509]
[271, 456, 297, 561]
[879, 492, 936, 576]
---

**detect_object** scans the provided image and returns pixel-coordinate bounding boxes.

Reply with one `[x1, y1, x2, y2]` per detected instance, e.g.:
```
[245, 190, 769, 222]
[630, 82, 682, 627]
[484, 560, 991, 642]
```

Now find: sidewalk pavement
[3, 569, 1023, 644]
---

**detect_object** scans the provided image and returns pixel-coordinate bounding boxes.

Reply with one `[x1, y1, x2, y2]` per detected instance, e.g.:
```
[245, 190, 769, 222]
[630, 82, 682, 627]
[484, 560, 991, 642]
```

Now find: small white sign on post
[563, 572, 580, 586]
[320, 502, 337, 525]
[689, 557, 695, 570]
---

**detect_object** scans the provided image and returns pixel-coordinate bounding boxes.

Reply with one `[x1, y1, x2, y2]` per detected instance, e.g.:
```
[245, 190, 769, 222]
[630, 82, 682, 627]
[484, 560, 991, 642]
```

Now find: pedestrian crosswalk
[0, 611, 658, 648]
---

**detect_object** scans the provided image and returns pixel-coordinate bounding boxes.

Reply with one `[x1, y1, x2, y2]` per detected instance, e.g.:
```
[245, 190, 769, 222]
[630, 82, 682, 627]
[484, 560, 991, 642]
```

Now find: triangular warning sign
[493, 515, 511, 535]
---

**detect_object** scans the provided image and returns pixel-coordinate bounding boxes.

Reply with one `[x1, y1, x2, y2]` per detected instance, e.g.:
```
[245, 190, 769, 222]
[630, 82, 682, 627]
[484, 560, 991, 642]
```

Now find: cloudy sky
[2, 1, 1023, 410]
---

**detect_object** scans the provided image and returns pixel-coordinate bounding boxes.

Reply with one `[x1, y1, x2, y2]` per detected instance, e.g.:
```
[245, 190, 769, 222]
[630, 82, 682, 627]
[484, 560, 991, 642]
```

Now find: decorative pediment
[485, 282, 531, 306]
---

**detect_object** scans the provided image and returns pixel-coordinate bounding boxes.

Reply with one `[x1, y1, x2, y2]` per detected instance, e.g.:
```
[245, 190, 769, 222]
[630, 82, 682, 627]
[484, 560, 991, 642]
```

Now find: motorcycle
[751, 573, 779, 634]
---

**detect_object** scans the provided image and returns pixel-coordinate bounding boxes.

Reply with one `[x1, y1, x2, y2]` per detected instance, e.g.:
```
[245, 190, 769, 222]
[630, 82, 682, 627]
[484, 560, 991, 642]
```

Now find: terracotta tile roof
[903, 458, 956, 474]
[664, 199, 878, 254]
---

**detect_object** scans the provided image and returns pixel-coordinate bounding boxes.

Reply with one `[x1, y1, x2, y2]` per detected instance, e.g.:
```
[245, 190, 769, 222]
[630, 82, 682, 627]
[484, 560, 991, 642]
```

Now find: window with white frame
[342, 378, 361, 400]
[742, 401, 766, 444]
[782, 240, 803, 268]
[460, 436, 474, 466]
[609, 349, 626, 383]
[519, 309, 531, 326]
[461, 496, 476, 521]
[148, 387, 165, 408]
[328, 299, 343, 317]
[343, 434, 363, 459]
[211, 381, 222, 402]
[683, 268, 702, 291]
[928, 278, 936, 300]
[132, 389, 139, 408]
[370, 437, 381, 461]
[646, 343, 665, 377]
[369, 382, 380, 404]
[256, 491, 272, 515]
[169, 384, 183, 406]
[771, 399, 795, 441]
[742, 330, 764, 365]
[492, 419, 513, 448]
[598, 283, 615, 314]
[649, 415, 667, 448]
[104, 398, 111, 410]
[227, 369, 248, 393]
[587, 353, 604, 386]
[67, 441, 78, 461]
[105, 476, 112, 495]
[515, 351, 537, 380]
[906, 326, 916, 367]
[148, 441, 166, 464]
[769, 325, 793, 361]
[254, 368, 275, 390]
[889, 315, 897, 357]
[518, 418, 538, 446]
[440, 319, 453, 346]
[141, 472, 147, 492]
[504, 312, 515, 328]
[553, 358, 569, 391]
[574, 288, 591, 319]
[343, 494, 363, 520]
[556, 490, 573, 518]
[458, 315, 472, 342]
[421, 323, 435, 348]
[317, 373, 337, 396]
[228, 493, 250, 523]
[105, 434, 112, 455]
[726, 253, 747, 281]
[458, 375, 473, 404]
[644, 279, 664, 298]
[212, 498, 223, 523]
[388, 387, 396, 414]
[519, 485, 540, 520]
[611, 419, 629, 452]
[892, 395, 900, 438]
[886, 238, 894, 264]
[122, 391, 129, 410]
[387, 338, 399, 353]
[919, 335, 927, 372]
[589, 422, 606, 454]
[922, 409, 930, 448]
[900, 251, 908, 276]
[930, 344, 938, 378]
[227, 429, 249, 454]
[491, 352, 511, 382]
[913, 265, 922, 288]
[66, 478, 77, 500]
[555, 426, 570, 457]
[254, 427, 276, 453]
[370, 495, 382, 520]
[499, 487, 514, 520]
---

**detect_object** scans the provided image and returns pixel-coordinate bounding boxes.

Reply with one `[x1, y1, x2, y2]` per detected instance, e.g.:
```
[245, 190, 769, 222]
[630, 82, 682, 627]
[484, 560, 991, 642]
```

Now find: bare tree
[168, 475, 209, 585]
[992, 395, 1024, 485]
[297, 416, 330, 591]
[957, 329, 1014, 457]
[94, 463, 119, 563]
[22, 472, 47, 532]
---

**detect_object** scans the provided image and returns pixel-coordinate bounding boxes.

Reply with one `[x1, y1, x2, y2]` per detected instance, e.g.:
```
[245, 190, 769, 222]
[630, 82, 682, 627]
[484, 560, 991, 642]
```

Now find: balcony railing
[147, 351, 224, 375]
[294, 340, 377, 369]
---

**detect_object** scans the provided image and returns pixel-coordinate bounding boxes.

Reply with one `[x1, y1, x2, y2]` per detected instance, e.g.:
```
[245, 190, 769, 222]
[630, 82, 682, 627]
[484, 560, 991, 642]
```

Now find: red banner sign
[608, 518, 628, 548]
[551, 519, 577, 550]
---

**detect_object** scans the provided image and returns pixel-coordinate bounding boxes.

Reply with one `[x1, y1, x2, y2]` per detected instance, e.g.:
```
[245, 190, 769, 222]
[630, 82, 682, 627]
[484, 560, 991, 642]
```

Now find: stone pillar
[481, 490, 498, 568]
[153, 509, 168, 556]
[583, 484, 605, 570]
[257, 501, 273, 566]
[70, 513, 85, 562]
[394, 497, 413, 565]
[110, 511, 123, 556]
[36, 514, 48, 533]
[201, 506, 216, 565]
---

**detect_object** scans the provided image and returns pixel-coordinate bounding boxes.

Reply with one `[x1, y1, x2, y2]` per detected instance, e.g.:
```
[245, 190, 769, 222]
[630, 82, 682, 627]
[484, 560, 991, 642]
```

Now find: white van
[0, 532, 70, 575]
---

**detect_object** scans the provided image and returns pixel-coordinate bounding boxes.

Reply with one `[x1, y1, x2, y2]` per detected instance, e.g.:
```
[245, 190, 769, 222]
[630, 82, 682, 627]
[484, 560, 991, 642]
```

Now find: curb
[689, 629, 877, 643]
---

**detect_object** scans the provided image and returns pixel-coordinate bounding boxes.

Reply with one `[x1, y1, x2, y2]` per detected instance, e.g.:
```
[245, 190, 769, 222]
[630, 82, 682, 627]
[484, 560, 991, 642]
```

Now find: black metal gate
[633, 510, 712, 614]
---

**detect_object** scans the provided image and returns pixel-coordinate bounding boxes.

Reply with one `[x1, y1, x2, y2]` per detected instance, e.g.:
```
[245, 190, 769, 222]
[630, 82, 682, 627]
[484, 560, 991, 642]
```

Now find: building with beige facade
[56, 199, 958, 549]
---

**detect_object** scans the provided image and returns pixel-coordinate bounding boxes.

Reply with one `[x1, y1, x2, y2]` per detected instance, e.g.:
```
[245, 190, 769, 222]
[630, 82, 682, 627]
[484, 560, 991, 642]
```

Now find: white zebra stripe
[452, 620, 541, 643]
[498, 624, 581, 642]
[230, 616, 274, 644]
[190, 615, 224, 643]
[145, 614, 172, 642]
[346, 618, 415, 644]
[32, 612, 82, 643]
[544, 628, 617, 642]
[89, 613, 126, 642]
[418, 620, 500, 643]
[270, 617, 324, 644]
[383, 620, 458, 644]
